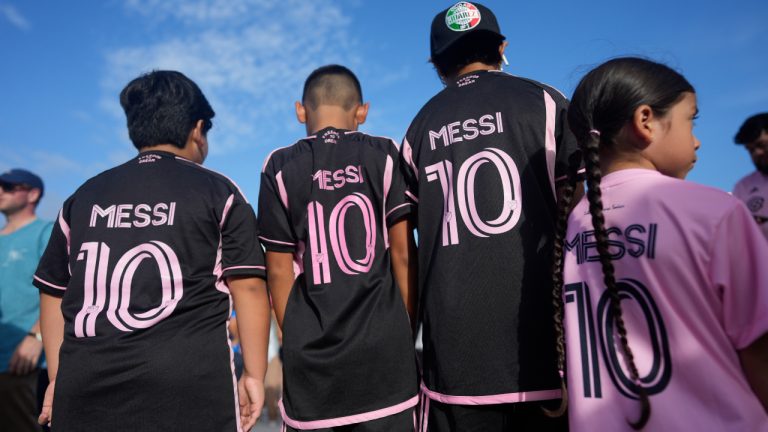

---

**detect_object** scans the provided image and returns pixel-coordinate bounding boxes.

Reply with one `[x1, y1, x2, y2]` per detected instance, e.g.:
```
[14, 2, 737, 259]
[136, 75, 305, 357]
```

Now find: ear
[355, 102, 370, 126]
[26, 188, 41, 206]
[498, 40, 509, 58]
[629, 104, 656, 148]
[295, 101, 307, 124]
[188, 120, 208, 163]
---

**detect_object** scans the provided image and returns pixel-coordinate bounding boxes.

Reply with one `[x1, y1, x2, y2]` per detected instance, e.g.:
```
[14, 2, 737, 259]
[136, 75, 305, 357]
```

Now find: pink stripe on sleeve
[258, 236, 296, 247]
[58, 209, 71, 254]
[34, 275, 67, 291]
[279, 395, 418, 430]
[386, 203, 413, 219]
[276, 170, 289, 210]
[220, 194, 235, 229]
[402, 138, 419, 181]
[383, 155, 394, 248]
[221, 265, 266, 273]
[543, 90, 557, 199]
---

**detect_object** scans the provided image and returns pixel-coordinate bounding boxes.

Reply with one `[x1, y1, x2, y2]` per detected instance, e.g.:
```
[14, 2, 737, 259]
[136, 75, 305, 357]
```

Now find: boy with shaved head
[258, 65, 419, 431]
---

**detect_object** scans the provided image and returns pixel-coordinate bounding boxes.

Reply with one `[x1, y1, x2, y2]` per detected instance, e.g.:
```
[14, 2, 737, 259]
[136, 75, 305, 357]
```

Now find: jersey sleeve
[709, 201, 768, 349]
[257, 157, 297, 253]
[220, 193, 266, 280]
[33, 206, 72, 298]
[548, 89, 583, 183]
[385, 140, 416, 227]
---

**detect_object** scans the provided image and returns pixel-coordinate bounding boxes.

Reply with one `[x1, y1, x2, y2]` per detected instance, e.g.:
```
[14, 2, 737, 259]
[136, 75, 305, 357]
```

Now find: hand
[9, 335, 43, 375]
[238, 372, 265, 431]
[38, 379, 55, 427]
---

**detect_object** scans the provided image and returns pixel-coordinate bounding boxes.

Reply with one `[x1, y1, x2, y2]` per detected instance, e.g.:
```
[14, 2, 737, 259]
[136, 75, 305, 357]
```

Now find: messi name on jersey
[428, 112, 504, 150]
[566, 223, 658, 265]
[312, 165, 364, 191]
[89, 202, 177, 228]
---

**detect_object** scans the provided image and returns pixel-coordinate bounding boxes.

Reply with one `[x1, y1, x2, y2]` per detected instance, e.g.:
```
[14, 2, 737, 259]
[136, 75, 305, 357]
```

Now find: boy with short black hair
[34, 70, 271, 432]
[259, 64, 418, 431]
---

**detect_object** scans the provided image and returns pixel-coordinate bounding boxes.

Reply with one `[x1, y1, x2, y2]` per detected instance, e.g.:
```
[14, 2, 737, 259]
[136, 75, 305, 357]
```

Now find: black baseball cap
[0, 168, 44, 195]
[430, 1, 504, 58]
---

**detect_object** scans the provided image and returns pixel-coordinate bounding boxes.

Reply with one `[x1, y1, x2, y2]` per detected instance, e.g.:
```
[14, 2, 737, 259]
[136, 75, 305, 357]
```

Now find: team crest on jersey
[322, 130, 340, 144]
[748, 196, 764, 212]
[445, 2, 481, 32]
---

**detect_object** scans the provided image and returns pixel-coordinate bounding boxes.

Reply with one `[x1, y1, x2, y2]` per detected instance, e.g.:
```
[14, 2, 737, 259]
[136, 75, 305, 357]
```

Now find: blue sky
[1, 0, 766, 220]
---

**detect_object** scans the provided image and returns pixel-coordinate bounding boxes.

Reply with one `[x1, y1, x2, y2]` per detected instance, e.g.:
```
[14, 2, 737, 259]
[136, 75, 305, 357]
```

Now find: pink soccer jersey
[563, 169, 768, 432]
[733, 170, 768, 240]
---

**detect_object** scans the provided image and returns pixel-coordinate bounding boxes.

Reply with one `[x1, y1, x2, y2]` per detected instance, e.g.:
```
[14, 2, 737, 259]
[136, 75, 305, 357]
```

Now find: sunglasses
[0, 183, 32, 193]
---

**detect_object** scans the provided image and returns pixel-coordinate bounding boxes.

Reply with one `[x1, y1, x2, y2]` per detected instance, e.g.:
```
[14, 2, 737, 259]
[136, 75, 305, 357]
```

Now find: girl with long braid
[553, 57, 768, 431]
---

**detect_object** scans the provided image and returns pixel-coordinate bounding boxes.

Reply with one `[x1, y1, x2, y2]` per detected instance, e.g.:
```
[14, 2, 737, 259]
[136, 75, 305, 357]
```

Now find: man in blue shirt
[0, 169, 53, 432]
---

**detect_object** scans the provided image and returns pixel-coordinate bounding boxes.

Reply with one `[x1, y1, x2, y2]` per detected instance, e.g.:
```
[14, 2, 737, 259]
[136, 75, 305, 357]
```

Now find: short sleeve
[710, 202, 768, 349]
[549, 89, 582, 183]
[399, 136, 419, 210]
[385, 141, 416, 227]
[220, 194, 266, 280]
[33, 208, 72, 298]
[257, 158, 296, 253]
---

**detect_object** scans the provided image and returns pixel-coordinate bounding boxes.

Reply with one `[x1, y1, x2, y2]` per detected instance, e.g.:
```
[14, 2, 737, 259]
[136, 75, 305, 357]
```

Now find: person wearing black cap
[400, 2, 579, 430]
[0, 168, 53, 432]
[733, 113, 768, 240]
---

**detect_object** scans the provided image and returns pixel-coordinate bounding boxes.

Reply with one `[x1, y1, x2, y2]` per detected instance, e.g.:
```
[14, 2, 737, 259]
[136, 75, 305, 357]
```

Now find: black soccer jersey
[33, 151, 266, 432]
[402, 70, 579, 403]
[258, 128, 418, 429]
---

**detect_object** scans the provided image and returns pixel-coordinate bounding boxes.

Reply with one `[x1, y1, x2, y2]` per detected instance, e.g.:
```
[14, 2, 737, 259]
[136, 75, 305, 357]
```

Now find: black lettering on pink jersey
[402, 70, 580, 402]
[258, 128, 418, 428]
[33, 151, 265, 432]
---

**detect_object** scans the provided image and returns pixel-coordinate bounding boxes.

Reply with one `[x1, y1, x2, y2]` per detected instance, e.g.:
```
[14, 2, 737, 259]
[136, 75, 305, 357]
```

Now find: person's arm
[8, 319, 43, 375]
[229, 276, 271, 431]
[389, 217, 417, 332]
[266, 251, 295, 330]
[38, 293, 64, 426]
[740, 333, 768, 412]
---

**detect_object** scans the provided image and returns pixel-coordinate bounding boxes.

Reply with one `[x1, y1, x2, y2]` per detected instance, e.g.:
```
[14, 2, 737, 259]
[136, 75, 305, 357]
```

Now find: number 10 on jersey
[74, 240, 184, 338]
[565, 279, 672, 400]
[425, 148, 522, 246]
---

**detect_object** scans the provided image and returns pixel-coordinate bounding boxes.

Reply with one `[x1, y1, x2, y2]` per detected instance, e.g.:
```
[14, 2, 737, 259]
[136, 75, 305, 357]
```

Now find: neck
[306, 106, 358, 135]
[1, 208, 36, 235]
[451, 62, 499, 80]
[140, 144, 200, 164]
[599, 147, 657, 176]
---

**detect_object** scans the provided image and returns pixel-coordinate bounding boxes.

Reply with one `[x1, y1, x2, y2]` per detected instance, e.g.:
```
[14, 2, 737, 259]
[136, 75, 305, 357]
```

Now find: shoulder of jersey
[343, 130, 400, 153]
[260, 136, 317, 174]
[657, 175, 744, 216]
[172, 156, 248, 199]
[735, 170, 765, 188]
[488, 71, 569, 101]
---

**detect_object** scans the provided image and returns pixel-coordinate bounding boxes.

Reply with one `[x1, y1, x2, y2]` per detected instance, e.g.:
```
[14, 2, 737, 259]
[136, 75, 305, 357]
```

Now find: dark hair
[302, 65, 363, 111]
[550, 57, 695, 429]
[119, 70, 214, 150]
[735, 112, 768, 145]
[430, 31, 504, 79]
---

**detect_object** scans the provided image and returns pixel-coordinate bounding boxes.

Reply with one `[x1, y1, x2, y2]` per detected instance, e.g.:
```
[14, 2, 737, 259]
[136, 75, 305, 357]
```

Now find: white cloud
[104, 0, 359, 155]
[0, 3, 29, 30]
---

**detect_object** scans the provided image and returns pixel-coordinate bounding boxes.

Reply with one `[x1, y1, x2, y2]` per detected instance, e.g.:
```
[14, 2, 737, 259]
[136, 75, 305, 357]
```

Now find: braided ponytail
[582, 131, 650, 429]
[544, 152, 582, 418]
